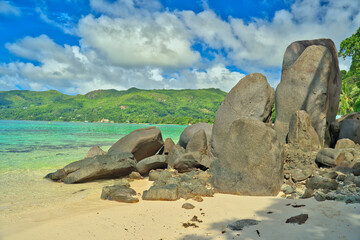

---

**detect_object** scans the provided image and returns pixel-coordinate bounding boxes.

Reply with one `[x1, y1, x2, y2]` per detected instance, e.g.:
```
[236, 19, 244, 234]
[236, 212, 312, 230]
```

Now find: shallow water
[0, 120, 186, 172]
[0, 120, 186, 216]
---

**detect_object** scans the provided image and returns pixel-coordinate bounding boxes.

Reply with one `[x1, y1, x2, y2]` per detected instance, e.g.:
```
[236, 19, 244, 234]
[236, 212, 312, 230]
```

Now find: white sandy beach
[0, 173, 359, 240]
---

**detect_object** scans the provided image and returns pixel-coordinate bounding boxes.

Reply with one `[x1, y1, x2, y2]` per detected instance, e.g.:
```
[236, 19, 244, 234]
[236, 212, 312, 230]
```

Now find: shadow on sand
[178, 197, 360, 240]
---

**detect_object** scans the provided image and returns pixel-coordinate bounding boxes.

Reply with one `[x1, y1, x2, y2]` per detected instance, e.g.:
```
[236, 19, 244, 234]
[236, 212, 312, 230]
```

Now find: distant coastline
[0, 88, 226, 125]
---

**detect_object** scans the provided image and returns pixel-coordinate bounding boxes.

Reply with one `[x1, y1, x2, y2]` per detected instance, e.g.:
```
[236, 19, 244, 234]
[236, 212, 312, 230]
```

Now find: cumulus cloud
[1, 0, 360, 94]
[90, 0, 162, 18]
[78, 13, 199, 68]
[0, 1, 20, 16]
[181, 65, 245, 91]
[180, 0, 360, 71]
[1, 35, 241, 94]
[35, 8, 76, 35]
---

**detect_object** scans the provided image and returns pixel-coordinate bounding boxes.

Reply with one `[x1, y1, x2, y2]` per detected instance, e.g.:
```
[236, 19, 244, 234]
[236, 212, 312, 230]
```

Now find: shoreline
[0, 119, 191, 126]
[1, 176, 359, 240]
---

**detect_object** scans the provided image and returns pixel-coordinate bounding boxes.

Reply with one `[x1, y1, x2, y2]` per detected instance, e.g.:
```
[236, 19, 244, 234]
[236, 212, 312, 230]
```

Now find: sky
[0, 0, 359, 95]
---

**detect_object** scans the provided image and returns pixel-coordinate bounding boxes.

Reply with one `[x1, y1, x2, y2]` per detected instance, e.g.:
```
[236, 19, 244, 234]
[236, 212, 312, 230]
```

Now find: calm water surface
[0, 120, 186, 172]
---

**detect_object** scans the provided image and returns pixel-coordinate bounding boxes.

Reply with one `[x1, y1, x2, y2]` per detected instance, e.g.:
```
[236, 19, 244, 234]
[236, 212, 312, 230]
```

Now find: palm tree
[339, 76, 360, 115]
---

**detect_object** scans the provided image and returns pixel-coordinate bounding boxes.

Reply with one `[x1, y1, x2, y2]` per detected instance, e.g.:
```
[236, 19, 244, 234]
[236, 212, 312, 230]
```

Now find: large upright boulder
[211, 118, 283, 196]
[107, 127, 163, 161]
[178, 123, 212, 149]
[211, 73, 274, 157]
[275, 39, 342, 146]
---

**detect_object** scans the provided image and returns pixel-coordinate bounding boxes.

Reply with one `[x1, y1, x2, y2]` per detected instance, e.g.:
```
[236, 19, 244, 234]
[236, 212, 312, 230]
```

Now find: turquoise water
[0, 120, 186, 172]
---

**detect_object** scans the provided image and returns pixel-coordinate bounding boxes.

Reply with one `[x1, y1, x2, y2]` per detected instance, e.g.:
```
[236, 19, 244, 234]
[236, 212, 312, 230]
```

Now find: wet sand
[1, 173, 359, 240]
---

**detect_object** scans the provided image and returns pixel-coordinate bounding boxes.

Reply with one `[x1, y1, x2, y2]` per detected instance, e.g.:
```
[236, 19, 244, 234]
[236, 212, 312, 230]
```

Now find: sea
[0, 120, 186, 216]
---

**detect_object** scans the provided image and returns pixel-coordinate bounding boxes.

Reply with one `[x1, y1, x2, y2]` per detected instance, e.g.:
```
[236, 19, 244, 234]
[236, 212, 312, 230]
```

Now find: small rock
[291, 168, 312, 182]
[227, 219, 260, 231]
[316, 148, 346, 167]
[345, 152, 354, 162]
[352, 162, 360, 176]
[314, 191, 327, 201]
[335, 138, 356, 149]
[114, 178, 130, 187]
[336, 174, 346, 182]
[291, 204, 305, 208]
[353, 176, 360, 187]
[182, 223, 199, 228]
[142, 184, 179, 201]
[323, 171, 338, 179]
[285, 214, 308, 225]
[190, 215, 203, 223]
[300, 188, 314, 199]
[343, 183, 357, 193]
[136, 155, 167, 174]
[182, 203, 195, 209]
[344, 174, 355, 186]
[192, 195, 204, 202]
[173, 152, 207, 173]
[325, 191, 337, 200]
[101, 185, 139, 203]
[306, 176, 338, 190]
[148, 169, 172, 181]
[129, 171, 142, 179]
[281, 184, 295, 194]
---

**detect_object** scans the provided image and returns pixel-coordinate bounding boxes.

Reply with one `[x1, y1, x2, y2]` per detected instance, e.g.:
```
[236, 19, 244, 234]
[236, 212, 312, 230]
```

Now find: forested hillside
[0, 88, 227, 124]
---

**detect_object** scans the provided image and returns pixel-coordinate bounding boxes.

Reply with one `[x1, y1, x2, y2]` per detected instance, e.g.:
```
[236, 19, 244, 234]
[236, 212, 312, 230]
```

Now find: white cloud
[180, 0, 360, 71]
[0, 1, 20, 16]
[35, 8, 76, 35]
[187, 65, 245, 91]
[1, 0, 360, 94]
[0, 35, 244, 93]
[90, 0, 162, 18]
[78, 14, 199, 68]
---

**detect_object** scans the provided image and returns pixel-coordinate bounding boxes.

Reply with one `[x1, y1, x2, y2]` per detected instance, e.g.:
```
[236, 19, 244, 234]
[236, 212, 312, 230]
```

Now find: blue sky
[0, 0, 359, 94]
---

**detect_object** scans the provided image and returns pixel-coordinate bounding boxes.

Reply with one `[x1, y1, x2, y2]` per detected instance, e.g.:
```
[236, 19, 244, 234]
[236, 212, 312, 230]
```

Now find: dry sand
[1, 175, 359, 240]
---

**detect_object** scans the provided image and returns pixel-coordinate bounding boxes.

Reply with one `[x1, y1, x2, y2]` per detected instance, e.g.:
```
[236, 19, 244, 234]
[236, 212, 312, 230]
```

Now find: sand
[1, 175, 359, 240]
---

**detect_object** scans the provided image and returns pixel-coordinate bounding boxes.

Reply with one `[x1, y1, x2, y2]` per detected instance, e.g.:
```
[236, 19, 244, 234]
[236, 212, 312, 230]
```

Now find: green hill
[0, 88, 227, 124]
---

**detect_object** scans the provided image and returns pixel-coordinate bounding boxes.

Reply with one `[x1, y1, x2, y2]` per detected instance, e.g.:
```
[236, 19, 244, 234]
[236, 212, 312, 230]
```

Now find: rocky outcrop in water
[107, 127, 164, 161]
[46, 152, 136, 184]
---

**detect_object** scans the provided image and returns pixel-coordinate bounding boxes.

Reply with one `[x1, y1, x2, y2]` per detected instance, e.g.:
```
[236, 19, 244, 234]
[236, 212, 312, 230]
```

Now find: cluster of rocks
[143, 169, 214, 201]
[46, 38, 360, 204]
[45, 122, 216, 202]
[281, 136, 360, 203]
